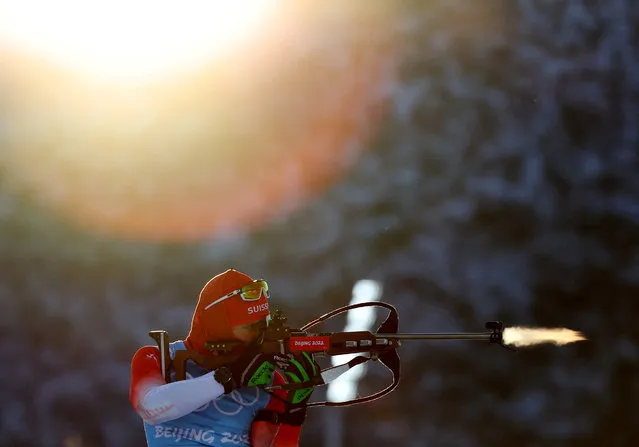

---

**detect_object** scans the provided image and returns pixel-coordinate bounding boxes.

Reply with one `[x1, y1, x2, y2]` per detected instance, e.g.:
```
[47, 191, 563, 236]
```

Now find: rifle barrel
[377, 332, 493, 341]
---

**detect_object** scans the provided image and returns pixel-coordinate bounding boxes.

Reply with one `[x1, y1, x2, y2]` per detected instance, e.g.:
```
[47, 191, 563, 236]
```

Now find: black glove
[215, 344, 281, 394]
[275, 351, 321, 406]
[250, 351, 319, 437]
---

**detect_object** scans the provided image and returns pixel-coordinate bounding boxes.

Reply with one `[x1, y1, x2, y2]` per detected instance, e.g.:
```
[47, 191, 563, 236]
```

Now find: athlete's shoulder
[130, 346, 164, 408]
[131, 345, 161, 365]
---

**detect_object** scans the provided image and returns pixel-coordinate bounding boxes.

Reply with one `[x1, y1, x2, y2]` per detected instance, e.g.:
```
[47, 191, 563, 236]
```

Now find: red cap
[185, 269, 270, 354]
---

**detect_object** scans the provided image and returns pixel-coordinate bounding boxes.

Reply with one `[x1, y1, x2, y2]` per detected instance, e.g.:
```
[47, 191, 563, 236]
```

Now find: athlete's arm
[129, 346, 225, 425]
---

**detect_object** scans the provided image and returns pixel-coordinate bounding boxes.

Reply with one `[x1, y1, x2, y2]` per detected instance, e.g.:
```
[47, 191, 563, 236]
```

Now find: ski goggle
[204, 279, 269, 310]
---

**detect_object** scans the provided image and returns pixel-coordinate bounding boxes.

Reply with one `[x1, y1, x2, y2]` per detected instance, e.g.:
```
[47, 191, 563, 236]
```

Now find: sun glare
[2, 2, 398, 242]
[0, 0, 275, 83]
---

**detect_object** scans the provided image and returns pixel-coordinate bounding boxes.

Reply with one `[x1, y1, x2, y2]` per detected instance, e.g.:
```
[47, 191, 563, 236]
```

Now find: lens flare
[503, 327, 586, 347]
[1, 4, 398, 242]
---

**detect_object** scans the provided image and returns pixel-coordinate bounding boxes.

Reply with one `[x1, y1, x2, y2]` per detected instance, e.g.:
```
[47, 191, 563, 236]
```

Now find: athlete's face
[232, 319, 266, 344]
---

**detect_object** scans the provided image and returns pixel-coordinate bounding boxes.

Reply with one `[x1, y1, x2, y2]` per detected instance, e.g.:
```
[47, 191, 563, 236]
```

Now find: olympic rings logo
[212, 388, 261, 416]
[191, 381, 261, 416]
[182, 367, 262, 416]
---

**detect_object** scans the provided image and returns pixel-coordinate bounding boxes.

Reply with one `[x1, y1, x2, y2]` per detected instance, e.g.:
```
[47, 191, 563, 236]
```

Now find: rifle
[149, 302, 510, 407]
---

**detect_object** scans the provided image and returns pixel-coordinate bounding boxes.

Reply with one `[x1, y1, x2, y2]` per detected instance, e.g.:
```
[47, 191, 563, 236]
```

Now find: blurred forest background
[1, 1, 638, 446]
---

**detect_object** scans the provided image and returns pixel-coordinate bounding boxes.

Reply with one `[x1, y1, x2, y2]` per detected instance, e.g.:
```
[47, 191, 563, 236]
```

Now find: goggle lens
[239, 280, 269, 301]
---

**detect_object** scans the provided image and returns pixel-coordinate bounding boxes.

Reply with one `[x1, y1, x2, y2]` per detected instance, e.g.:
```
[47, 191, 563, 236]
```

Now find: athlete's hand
[250, 353, 320, 446]
[218, 345, 277, 393]
[220, 347, 321, 401]
[273, 351, 321, 406]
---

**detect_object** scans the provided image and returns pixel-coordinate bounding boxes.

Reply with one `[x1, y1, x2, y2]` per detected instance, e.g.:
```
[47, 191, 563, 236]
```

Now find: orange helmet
[185, 269, 270, 354]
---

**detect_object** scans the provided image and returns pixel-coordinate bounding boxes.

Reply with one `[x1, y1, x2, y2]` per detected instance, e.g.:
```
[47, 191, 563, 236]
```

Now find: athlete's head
[185, 269, 270, 354]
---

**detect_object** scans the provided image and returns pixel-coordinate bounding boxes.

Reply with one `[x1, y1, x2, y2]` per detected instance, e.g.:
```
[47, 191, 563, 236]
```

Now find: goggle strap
[204, 292, 235, 310]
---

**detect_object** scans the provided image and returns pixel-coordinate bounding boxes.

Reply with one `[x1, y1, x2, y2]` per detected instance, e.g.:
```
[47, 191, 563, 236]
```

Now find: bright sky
[0, 0, 275, 83]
